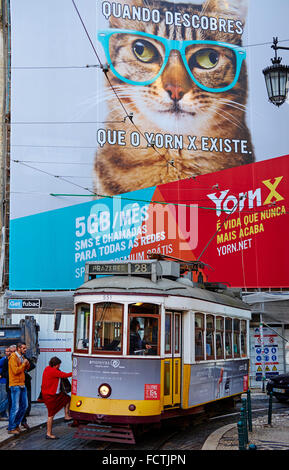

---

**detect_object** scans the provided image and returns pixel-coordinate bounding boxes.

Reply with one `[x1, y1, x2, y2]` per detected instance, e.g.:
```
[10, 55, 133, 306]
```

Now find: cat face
[102, 0, 248, 135]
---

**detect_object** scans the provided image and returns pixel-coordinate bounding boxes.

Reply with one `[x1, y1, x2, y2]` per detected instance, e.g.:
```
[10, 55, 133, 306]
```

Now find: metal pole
[259, 317, 266, 392]
[241, 403, 248, 445]
[268, 391, 273, 425]
[237, 421, 246, 450]
[282, 323, 286, 374]
[247, 389, 252, 432]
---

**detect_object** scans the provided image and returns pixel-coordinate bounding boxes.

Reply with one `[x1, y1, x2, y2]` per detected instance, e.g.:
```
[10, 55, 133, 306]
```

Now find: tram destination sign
[88, 262, 152, 275]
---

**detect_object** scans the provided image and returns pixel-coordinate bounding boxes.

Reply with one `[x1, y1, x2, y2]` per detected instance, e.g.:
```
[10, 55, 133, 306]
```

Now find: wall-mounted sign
[8, 299, 42, 309]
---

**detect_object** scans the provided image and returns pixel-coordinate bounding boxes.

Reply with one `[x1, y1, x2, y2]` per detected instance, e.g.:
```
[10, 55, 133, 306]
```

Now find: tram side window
[206, 315, 215, 360]
[233, 319, 240, 357]
[240, 320, 247, 357]
[75, 303, 90, 352]
[165, 313, 172, 354]
[216, 317, 224, 360]
[195, 313, 204, 361]
[93, 302, 123, 353]
[128, 303, 159, 356]
[225, 318, 232, 358]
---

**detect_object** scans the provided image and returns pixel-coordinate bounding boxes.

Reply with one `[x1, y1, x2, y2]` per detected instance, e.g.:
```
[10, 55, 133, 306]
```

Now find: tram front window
[128, 303, 159, 356]
[93, 302, 123, 353]
[129, 317, 159, 355]
[75, 303, 90, 352]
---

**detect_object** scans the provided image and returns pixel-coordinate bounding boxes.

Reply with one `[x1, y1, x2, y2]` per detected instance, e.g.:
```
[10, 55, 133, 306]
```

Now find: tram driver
[129, 318, 153, 355]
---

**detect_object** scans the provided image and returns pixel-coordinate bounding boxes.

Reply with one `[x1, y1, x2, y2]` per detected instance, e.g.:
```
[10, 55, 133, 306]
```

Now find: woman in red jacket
[41, 356, 72, 439]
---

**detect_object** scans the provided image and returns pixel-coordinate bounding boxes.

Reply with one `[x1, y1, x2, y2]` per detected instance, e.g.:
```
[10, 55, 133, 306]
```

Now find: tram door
[163, 311, 182, 408]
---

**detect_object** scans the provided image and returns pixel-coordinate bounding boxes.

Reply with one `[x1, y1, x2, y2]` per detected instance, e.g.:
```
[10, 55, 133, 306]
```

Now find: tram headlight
[98, 383, 112, 398]
[76, 400, 82, 407]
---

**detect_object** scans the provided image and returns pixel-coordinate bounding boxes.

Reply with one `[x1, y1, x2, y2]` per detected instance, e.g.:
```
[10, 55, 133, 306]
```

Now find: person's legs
[64, 401, 71, 419]
[14, 387, 28, 429]
[7, 387, 12, 414]
[8, 386, 20, 431]
[46, 415, 55, 437]
[0, 383, 8, 417]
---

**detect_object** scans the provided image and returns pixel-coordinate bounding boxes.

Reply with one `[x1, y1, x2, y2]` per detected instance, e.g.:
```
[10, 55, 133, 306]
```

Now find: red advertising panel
[129, 155, 289, 288]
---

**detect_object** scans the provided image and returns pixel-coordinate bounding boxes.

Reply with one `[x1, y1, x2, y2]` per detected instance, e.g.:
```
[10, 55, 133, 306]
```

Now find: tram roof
[75, 276, 250, 311]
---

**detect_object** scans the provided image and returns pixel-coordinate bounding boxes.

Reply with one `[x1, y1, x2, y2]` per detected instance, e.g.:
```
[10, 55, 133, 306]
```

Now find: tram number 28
[132, 263, 151, 273]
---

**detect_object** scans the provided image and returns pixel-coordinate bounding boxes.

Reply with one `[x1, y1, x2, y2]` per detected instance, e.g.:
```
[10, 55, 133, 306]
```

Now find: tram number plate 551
[144, 384, 160, 400]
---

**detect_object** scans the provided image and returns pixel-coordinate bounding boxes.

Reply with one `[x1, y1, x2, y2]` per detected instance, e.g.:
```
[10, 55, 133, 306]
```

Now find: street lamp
[263, 37, 289, 107]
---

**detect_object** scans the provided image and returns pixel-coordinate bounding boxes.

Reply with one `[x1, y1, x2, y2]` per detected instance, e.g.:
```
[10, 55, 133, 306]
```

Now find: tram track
[0, 399, 287, 450]
[102, 402, 289, 451]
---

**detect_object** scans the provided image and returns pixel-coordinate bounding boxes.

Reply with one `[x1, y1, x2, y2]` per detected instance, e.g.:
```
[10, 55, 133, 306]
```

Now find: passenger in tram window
[105, 338, 121, 351]
[195, 331, 203, 358]
[144, 318, 158, 355]
[129, 319, 152, 355]
[216, 335, 223, 358]
[206, 342, 212, 356]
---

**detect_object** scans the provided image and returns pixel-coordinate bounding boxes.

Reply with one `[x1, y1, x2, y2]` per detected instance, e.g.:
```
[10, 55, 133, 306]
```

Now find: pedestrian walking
[21, 356, 36, 430]
[0, 349, 9, 419]
[1, 345, 16, 416]
[41, 356, 72, 439]
[7, 342, 30, 435]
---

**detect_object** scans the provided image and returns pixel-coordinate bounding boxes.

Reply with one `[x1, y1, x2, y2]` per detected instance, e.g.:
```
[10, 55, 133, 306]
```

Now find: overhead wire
[6, 38, 289, 71]
[12, 160, 289, 214]
[11, 157, 289, 214]
[71, 0, 176, 171]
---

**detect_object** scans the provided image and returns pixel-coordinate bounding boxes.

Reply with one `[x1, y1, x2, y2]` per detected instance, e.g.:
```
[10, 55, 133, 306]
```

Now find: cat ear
[202, 0, 248, 22]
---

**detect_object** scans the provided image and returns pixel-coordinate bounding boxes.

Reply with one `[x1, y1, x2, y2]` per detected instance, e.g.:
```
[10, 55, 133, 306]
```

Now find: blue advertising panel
[9, 187, 155, 289]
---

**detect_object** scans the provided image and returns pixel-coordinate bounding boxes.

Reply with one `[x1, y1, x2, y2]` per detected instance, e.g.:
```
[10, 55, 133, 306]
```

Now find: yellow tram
[69, 259, 251, 443]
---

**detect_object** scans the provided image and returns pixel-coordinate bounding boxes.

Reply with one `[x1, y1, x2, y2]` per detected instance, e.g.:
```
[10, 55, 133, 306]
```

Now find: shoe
[64, 418, 73, 422]
[8, 429, 20, 435]
[21, 423, 30, 430]
[45, 435, 59, 440]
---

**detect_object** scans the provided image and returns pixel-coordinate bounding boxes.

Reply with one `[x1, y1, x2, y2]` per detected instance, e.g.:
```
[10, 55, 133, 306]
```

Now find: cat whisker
[219, 98, 247, 109]
[208, 105, 244, 130]
[217, 102, 247, 115]
[209, 100, 245, 121]
[217, 99, 247, 112]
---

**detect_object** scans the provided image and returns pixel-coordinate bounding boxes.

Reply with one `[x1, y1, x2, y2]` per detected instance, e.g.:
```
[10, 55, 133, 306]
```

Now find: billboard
[9, 153, 289, 289]
[9, 0, 289, 289]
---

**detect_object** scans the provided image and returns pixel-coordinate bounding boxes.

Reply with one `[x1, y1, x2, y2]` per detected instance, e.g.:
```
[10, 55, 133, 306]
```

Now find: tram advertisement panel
[188, 359, 249, 407]
[9, 0, 289, 289]
[72, 356, 161, 400]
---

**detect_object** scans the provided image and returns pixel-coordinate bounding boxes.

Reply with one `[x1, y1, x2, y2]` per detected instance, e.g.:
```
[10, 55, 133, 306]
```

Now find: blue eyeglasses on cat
[97, 29, 246, 93]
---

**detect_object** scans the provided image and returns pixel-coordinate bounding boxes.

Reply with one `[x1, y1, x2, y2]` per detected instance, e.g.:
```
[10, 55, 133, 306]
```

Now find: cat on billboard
[94, 0, 254, 196]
